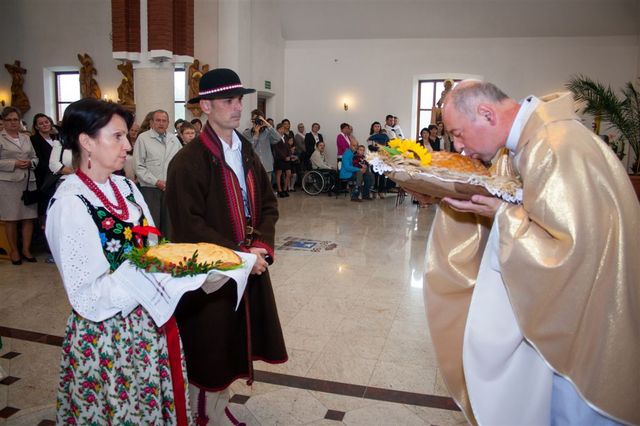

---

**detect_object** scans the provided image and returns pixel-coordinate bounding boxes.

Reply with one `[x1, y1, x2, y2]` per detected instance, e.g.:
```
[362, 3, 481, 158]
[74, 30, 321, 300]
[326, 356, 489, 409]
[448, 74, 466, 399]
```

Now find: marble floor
[0, 190, 467, 425]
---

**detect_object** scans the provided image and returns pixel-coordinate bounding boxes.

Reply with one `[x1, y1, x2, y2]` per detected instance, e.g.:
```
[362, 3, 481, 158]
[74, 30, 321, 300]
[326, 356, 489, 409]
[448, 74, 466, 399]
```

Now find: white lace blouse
[46, 174, 155, 322]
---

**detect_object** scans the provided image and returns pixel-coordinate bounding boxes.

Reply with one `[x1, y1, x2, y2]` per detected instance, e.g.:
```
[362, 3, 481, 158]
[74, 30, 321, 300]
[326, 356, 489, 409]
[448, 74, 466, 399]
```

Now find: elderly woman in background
[46, 98, 191, 424]
[0, 106, 39, 264]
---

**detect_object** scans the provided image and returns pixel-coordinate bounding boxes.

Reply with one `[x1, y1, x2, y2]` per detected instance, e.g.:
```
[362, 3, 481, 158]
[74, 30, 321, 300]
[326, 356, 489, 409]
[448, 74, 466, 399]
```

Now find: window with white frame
[415, 79, 460, 138]
[55, 71, 80, 123]
[174, 68, 186, 122]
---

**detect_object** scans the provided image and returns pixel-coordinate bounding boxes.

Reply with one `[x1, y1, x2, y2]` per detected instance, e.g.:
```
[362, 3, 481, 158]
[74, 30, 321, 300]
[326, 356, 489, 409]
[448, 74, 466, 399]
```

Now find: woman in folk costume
[166, 68, 287, 425]
[46, 99, 192, 425]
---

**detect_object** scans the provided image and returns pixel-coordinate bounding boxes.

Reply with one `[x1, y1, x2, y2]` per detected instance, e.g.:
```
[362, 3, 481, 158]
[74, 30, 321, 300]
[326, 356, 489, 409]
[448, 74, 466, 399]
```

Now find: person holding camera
[242, 109, 280, 180]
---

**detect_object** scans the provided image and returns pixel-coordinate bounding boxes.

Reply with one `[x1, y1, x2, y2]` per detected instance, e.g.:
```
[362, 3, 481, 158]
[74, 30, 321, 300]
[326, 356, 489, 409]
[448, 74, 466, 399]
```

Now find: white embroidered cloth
[369, 155, 523, 204]
[118, 251, 256, 327]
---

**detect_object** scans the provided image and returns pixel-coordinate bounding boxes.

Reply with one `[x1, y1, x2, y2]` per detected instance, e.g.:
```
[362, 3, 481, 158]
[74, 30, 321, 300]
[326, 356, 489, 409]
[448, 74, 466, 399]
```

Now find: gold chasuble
[425, 92, 640, 425]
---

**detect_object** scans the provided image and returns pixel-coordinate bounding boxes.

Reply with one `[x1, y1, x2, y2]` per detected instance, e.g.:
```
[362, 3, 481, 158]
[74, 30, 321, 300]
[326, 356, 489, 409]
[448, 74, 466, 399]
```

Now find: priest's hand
[249, 247, 269, 275]
[443, 194, 502, 218]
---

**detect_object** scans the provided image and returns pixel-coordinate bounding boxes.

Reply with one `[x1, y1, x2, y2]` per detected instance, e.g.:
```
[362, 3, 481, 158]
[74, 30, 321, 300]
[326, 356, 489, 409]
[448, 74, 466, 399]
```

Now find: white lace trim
[369, 156, 522, 204]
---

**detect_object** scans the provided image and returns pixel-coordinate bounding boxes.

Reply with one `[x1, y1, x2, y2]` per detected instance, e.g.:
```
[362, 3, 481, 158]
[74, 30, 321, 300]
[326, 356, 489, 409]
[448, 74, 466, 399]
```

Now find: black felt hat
[187, 68, 256, 104]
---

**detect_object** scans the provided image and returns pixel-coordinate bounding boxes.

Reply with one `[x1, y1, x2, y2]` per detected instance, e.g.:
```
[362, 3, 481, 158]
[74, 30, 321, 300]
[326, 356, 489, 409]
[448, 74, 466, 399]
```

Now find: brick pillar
[112, 0, 141, 59]
[147, 0, 174, 59]
[173, 0, 194, 58]
[112, 0, 194, 123]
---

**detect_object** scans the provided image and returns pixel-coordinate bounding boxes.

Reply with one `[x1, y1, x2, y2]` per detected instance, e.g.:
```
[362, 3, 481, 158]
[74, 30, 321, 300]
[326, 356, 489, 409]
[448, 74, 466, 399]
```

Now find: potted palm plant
[566, 75, 640, 198]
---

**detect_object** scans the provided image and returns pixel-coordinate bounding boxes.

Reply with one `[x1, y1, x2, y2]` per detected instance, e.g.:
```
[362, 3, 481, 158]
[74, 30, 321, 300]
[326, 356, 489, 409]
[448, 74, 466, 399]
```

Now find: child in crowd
[287, 137, 301, 191]
[179, 122, 197, 145]
[352, 145, 369, 169]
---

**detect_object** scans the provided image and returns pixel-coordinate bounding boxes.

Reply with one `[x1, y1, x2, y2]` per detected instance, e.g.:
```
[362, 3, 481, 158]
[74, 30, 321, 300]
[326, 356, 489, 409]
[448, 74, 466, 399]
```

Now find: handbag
[21, 168, 40, 206]
[40, 145, 65, 195]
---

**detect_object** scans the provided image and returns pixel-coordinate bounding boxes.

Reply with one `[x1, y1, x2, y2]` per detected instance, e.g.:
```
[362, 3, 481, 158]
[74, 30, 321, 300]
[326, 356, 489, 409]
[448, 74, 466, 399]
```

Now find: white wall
[195, 0, 219, 70]
[216, 0, 285, 128]
[249, 0, 285, 123]
[284, 36, 639, 166]
[0, 0, 120, 125]
[0, 0, 219, 126]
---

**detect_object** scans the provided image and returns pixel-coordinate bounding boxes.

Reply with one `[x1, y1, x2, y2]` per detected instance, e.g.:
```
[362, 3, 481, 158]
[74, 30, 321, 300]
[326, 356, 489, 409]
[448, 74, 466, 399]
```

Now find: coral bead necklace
[76, 169, 129, 220]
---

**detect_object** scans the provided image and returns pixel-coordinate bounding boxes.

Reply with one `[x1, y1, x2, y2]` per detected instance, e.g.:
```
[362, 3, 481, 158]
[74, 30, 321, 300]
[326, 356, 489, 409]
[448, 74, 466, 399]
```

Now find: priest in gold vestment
[421, 81, 640, 425]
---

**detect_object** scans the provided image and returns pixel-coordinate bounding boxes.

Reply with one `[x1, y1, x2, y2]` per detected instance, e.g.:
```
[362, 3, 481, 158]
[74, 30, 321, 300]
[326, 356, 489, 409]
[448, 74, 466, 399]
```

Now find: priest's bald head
[442, 80, 520, 162]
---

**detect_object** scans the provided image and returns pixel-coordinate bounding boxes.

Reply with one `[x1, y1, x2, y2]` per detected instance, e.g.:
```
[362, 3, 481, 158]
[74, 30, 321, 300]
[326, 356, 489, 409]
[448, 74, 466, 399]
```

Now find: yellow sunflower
[389, 139, 432, 166]
[388, 139, 403, 150]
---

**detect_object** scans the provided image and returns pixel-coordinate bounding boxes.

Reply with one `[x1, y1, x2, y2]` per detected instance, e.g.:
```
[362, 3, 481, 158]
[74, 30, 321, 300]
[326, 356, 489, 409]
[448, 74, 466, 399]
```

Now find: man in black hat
[166, 68, 287, 425]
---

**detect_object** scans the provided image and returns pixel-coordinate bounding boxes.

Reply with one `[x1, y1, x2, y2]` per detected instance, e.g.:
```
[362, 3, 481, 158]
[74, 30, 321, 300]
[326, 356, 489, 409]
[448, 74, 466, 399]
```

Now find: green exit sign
[265, 80, 271, 90]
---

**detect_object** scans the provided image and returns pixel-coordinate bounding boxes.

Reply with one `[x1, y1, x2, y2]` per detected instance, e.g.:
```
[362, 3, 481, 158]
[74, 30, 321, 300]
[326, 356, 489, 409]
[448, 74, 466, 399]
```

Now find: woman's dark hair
[60, 99, 133, 158]
[340, 122, 350, 131]
[427, 124, 438, 132]
[420, 127, 429, 137]
[281, 118, 290, 125]
[369, 121, 381, 135]
[190, 118, 202, 126]
[1, 106, 21, 120]
[32, 113, 54, 135]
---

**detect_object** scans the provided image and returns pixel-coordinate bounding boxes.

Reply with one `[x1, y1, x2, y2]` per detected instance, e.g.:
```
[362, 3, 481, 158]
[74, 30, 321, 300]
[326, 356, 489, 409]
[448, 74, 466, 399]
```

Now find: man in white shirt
[393, 116, 404, 139]
[383, 114, 404, 139]
[133, 109, 181, 236]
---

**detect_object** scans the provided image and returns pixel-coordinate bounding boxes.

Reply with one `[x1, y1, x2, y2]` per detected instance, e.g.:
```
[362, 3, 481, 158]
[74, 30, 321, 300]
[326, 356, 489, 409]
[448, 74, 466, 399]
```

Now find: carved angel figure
[77, 53, 102, 99]
[4, 60, 30, 114]
[186, 59, 210, 117]
[117, 61, 135, 107]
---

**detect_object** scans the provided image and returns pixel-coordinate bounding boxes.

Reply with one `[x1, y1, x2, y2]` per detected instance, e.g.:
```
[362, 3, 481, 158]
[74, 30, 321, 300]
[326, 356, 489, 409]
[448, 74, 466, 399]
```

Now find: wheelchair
[301, 169, 337, 196]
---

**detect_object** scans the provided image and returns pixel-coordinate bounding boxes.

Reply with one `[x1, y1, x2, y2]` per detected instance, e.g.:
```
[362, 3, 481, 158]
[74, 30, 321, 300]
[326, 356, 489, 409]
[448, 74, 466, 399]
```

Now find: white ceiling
[277, 0, 640, 40]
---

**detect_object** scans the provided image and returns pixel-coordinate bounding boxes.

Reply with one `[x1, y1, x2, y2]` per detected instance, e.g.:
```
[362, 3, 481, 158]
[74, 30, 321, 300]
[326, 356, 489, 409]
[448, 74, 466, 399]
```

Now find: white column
[217, 0, 257, 121]
[134, 64, 176, 126]
[129, 0, 176, 127]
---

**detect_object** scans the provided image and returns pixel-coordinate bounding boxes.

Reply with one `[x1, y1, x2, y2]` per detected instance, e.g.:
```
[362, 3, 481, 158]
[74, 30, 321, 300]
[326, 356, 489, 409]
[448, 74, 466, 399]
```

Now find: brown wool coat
[165, 131, 287, 390]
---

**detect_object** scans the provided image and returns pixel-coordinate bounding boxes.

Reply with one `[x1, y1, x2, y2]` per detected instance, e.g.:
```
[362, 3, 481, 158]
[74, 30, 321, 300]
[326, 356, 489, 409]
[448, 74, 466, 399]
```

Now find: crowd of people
[1, 99, 448, 267]
[1, 67, 638, 426]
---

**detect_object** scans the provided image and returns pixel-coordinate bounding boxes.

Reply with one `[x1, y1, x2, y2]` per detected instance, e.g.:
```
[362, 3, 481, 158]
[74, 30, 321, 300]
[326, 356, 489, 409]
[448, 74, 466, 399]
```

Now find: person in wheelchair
[310, 141, 332, 171]
[302, 141, 337, 195]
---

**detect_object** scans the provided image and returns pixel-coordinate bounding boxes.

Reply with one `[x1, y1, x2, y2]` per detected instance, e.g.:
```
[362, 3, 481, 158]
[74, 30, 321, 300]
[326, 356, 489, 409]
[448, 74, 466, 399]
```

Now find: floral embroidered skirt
[56, 306, 192, 425]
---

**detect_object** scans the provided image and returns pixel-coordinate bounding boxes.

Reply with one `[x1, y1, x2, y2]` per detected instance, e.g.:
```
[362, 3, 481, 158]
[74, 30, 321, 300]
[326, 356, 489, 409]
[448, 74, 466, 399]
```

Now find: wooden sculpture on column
[116, 61, 135, 112]
[4, 60, 31, 115]
[186, 59, 209, 117]
[77, 53, 102, 99]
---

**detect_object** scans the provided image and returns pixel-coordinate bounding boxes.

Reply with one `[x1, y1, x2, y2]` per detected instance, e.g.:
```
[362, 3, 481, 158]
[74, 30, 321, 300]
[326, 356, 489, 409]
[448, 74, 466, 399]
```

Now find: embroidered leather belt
[244, 217, 254, 246]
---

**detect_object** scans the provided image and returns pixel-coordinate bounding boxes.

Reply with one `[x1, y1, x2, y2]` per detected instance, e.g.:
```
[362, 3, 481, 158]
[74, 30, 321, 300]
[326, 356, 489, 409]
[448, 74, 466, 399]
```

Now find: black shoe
[22, 255, 37, 263]
[284, 191, 290, 197]
[12, 259, 22, 265]
[278, 191, 286, 198]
